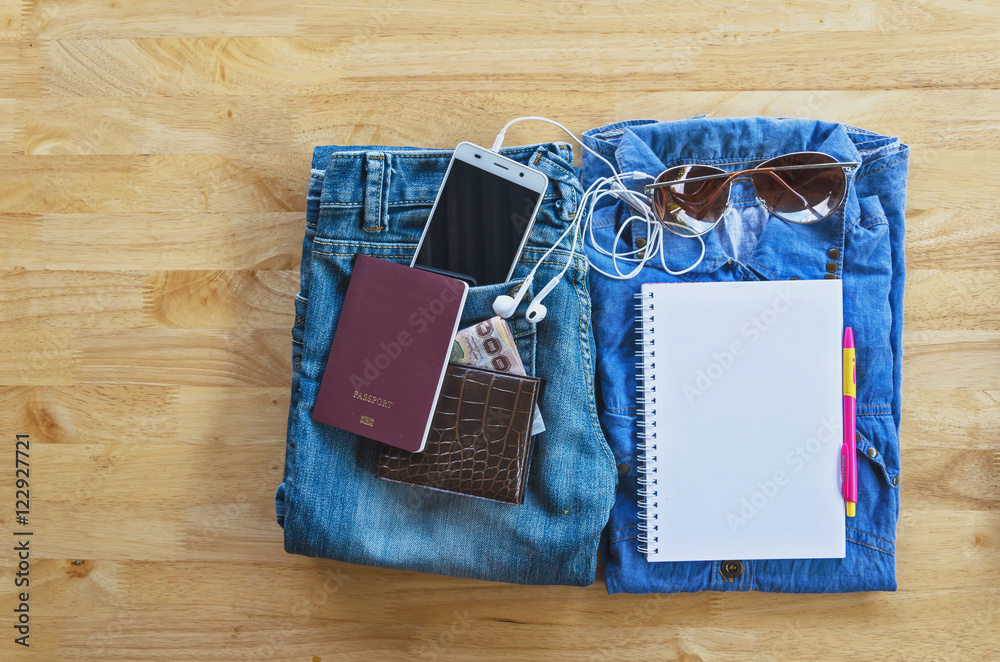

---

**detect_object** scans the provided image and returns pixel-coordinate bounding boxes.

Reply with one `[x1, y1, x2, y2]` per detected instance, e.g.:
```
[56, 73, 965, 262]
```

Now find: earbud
[524, 300, 547, 323]
[492, 274, 533, 318]
[524, 264, 567, 323]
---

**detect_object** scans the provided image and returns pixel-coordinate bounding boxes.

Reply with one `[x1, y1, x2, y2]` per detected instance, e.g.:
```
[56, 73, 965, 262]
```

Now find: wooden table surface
[1, 1, 998, 660]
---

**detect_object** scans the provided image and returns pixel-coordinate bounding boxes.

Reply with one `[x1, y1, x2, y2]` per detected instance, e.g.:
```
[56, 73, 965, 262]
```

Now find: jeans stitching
[312, 250, 413, 258]
[365, 156, 386, 232]
[573, 264, 620, 484]
[319, 199, 437, 208]
[312, 238, 416, 247]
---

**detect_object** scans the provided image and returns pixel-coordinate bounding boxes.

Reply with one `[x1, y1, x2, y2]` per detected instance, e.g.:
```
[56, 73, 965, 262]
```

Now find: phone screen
[413, 158, 543, 286]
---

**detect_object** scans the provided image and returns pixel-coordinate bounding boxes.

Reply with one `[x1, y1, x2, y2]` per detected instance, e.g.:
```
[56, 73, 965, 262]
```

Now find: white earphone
[490, 117, 707, 324]
[492, 273, 535, 319]
[492, 205, 581, 323]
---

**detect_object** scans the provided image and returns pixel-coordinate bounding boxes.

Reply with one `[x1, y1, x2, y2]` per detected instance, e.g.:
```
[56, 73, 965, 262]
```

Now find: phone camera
[519, 172, 524, 177]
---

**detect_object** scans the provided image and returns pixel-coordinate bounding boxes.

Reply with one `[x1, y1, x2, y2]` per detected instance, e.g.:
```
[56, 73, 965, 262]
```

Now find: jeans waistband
[308, 142, 582, 251]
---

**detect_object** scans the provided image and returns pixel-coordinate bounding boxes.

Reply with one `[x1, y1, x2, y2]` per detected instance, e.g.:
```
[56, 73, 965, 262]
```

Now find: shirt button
[789, 276, 799, 280]
[635, 237, 647, 248]
[720, 560, 743, 581]
[826, 261, 838, 272]
[867, 447, 878, 458]
[617, 463, 629, 475]
[892, 476, 899, 487]
[828, 248, 840, 259]
[824, 273, 837, 280]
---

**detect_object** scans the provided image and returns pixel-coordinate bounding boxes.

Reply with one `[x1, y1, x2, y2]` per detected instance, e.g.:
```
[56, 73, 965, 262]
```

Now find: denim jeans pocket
[457, 279, 537, 376]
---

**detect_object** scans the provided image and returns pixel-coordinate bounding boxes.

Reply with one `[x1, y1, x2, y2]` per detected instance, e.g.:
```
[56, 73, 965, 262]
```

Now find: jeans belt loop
[363, 152, 388, 232]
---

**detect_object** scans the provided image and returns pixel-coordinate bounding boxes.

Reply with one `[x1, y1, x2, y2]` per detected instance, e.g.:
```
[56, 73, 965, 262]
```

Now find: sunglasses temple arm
[759, 170, 810, 207]
[670, 171, 744, 221]
[667, 190, 712, 220]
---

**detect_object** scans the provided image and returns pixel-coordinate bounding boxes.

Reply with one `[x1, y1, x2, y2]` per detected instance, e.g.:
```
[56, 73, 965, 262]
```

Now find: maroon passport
[311, 254, 468, 452]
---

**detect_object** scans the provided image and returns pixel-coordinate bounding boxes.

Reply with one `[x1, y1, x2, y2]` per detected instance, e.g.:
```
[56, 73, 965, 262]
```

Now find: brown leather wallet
[375, 363, 541, 505]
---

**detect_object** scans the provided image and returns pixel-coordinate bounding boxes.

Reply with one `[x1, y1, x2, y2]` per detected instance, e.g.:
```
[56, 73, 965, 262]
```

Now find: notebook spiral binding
[634, 290, 659, 557]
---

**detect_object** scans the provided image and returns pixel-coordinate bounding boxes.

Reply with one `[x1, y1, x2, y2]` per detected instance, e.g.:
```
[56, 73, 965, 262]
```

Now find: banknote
[450, 316, 546, 434]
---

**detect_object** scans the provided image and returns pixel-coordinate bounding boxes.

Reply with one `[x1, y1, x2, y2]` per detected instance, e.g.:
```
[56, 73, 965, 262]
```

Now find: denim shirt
[582, 118, 908, 593]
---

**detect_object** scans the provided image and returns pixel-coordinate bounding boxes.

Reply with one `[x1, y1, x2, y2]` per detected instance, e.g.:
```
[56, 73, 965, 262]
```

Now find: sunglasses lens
[751, 152, 847, 223]
[651, 165, 730, 237]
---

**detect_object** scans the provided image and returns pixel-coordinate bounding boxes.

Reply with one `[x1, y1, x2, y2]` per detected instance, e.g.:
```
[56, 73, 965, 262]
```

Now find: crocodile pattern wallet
[375, 363, 541, 505]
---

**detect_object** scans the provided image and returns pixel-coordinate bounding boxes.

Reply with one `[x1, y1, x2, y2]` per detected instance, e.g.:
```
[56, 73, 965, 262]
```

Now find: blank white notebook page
[638, 279, 845, 562]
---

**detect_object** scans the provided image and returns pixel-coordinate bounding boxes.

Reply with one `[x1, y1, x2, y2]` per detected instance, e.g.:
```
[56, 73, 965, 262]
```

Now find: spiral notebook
[635, 280, 846, 562]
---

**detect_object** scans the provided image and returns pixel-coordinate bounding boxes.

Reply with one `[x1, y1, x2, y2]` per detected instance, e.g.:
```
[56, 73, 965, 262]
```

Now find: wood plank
[43, 33, 1000, 97]
[0, 269, 153, 330]
[906, 208, 1000, 270]
[0, 328, 291, 386]
[73, 328, 292, 387]
[905, 269, 1000, 330]
[0, 212, 303, 270]
[0, 0, 21, 39]
[902, 331, 1000, 391]
[11, 90, 1000, 156]
[0, 39, 47, 96]
[0, 269, 298, 330]
[0, 385, 289, 444]
[0, 98, 21, 153]
[22, 0, 301, 39]
[20, 0, 1000, 39]
[148, 270, 297, 329]
[901, 390, 1000, 450]
[46, 37, 352, 97]
[0, 154, 307, 213]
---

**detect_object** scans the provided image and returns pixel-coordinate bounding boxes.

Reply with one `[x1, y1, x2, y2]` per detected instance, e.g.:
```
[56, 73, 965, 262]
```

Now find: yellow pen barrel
[843, 348, 856, 398]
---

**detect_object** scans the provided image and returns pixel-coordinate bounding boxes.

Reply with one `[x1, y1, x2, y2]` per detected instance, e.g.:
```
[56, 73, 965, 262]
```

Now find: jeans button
[826, 261, 838, 272]
[720, 560, 743, 581]
[635, 237, 647, 248]
[824, 273, 837, 280]
[867, 447, 878, 458]
[828, 248, 840, 259]
[617, 463, 629, 475]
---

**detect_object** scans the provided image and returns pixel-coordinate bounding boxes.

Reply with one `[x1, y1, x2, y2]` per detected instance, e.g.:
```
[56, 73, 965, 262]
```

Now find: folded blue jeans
[275, 142, 618, 585]
[582, 117, 908, 593]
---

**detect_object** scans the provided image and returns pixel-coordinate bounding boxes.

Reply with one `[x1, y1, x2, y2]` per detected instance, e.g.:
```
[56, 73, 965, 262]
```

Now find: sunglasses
[643, 151, 858, 237]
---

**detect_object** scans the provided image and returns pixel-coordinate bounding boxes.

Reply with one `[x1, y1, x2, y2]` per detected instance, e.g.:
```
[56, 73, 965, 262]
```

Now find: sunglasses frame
[643, 151, 859, 237]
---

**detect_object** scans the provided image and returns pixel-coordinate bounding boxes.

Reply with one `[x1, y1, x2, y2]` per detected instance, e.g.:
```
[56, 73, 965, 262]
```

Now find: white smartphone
[411, 141, 550, 286]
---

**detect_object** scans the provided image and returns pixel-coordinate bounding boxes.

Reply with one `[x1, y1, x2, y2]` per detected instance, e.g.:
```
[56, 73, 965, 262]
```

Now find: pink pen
[841, 327, 858, 517]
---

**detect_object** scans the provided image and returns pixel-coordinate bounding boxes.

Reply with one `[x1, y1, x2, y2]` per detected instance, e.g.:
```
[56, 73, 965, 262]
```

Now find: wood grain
[1, 0, 998, 660]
